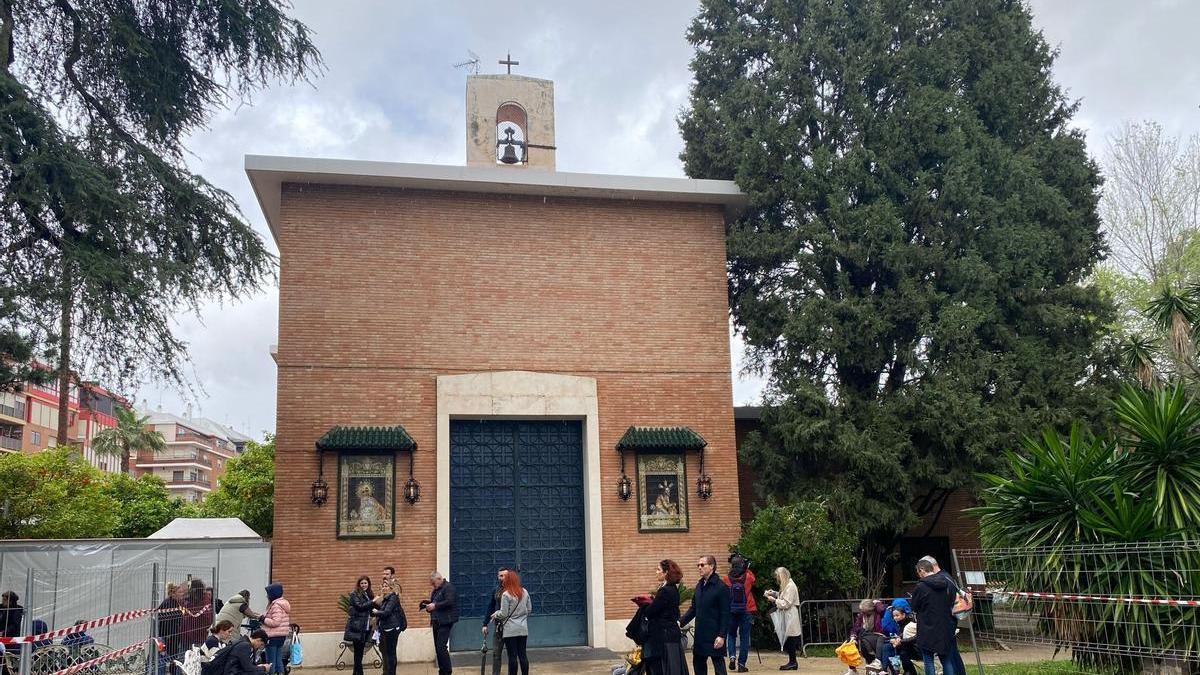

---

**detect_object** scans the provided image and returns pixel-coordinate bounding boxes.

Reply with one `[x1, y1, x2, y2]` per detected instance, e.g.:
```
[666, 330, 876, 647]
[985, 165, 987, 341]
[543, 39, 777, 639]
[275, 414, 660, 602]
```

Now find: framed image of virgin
[636, 453, 688, 532]
[337, 454, 396, 539]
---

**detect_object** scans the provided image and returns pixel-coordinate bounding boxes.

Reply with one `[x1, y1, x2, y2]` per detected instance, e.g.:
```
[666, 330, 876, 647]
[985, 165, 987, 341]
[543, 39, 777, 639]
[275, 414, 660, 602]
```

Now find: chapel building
[248, 72, 747, 663]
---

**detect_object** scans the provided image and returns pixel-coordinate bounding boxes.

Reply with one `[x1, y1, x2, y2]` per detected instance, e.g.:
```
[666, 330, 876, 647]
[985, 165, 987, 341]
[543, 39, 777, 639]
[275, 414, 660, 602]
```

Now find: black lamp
[617, 452, 633, 501]
[696, 451, 713, 500]
[403, 452, 421, 504]
[311, 452, 329, 506]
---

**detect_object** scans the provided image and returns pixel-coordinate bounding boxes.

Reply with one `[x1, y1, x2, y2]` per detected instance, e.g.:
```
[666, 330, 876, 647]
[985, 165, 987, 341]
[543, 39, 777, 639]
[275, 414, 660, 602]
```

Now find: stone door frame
[436, 371, 606, 648]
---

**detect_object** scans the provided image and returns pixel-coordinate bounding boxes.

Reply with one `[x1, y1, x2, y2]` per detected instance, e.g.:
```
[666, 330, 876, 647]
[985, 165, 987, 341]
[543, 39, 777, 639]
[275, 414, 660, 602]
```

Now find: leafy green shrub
[731, 500, 861, 648]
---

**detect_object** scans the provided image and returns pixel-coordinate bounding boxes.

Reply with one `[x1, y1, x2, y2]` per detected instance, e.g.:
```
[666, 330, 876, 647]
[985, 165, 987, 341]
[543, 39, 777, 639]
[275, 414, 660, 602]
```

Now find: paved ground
[297, 644, 1067, 675]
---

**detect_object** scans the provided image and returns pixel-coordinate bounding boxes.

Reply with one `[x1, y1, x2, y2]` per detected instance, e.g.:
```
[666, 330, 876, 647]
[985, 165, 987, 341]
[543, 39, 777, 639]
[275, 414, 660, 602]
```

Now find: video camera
[728, 552, 752, 574]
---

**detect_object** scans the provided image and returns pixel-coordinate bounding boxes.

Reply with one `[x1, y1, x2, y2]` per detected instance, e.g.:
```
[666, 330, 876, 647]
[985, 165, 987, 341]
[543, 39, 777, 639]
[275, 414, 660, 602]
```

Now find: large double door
[448, 419, 587, 650]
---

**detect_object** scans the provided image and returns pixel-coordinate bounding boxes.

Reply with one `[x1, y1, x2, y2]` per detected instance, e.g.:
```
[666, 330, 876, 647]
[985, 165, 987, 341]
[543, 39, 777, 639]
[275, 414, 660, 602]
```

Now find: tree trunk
[56, 265, 73, 446]
[120, 442, 130, 475]
[0, 0, 14, 73]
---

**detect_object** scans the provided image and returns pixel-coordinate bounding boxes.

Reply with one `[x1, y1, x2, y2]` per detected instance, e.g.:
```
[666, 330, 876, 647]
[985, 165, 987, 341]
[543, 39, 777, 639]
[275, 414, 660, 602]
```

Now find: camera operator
[723, 554, 756, 673]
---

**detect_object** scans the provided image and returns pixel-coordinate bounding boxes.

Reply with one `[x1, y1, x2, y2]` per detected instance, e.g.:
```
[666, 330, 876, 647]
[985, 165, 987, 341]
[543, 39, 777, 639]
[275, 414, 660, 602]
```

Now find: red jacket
[723, 570, 757, 613]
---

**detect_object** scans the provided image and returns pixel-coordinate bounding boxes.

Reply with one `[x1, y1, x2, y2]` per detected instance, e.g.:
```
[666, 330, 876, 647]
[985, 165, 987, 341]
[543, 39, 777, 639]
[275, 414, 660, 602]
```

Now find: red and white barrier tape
[1001, 591, 1200, 607]
[49, 638, 164, 675]
[0, 605, 210, 645]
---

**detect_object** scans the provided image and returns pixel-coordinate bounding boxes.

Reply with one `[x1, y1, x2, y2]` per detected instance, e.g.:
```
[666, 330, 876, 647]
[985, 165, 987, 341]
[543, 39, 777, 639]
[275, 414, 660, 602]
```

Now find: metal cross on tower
[499, 52, 519, 74]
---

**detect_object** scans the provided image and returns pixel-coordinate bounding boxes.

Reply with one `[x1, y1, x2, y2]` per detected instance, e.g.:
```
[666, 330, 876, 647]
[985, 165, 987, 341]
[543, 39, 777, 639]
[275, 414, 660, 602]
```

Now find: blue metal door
[449, 420, 587, 650]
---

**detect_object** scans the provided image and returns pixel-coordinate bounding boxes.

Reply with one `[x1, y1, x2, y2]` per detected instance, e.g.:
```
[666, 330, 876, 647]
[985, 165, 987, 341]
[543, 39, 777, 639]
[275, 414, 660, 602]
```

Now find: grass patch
[982, 661, 1097, 674]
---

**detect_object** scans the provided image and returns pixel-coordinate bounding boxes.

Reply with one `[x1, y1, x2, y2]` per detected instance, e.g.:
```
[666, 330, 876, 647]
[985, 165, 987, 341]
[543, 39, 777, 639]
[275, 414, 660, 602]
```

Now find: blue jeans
[267, 636, 286, 674]
[726, 612, 753, 666]
[921, 648, 957, 675]
[878, 641, 915, 675]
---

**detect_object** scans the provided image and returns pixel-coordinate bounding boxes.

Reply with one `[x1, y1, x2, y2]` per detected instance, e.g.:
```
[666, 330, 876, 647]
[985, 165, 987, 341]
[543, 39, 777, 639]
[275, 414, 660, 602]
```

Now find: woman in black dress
[643, 559, 688, 675]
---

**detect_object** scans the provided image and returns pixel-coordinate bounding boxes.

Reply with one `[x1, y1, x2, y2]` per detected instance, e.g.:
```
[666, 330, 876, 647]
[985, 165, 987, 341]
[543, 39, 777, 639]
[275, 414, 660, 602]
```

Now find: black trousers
[351, 639, 367, 675]
[692, 651, 727, 675]
[490, 625, 505, 675]
[502, 636, 528, 675]
[783, 635, 801, 662]
[433, 622, 454, 675]
[380, 630, 399, 675]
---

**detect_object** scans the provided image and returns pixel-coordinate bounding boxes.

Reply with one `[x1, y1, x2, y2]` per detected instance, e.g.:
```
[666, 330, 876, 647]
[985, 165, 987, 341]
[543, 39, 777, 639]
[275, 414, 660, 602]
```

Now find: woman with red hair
[643, 559, 687, 675]
[491, 570, 533, 675]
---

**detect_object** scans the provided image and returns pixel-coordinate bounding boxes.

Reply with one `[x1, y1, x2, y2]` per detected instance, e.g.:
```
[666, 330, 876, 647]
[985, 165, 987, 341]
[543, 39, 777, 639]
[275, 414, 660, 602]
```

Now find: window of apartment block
[31, 430, 40, 445]
[172, 470, 184, 481]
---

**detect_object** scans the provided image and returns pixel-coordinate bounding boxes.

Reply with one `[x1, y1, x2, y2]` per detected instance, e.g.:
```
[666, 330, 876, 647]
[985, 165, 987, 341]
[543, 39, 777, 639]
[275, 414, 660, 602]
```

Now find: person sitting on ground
[30, 620, 52, 649]
[205, 621, 236, 652]
[225, 629, 271, 675]
[877, 603, 917, 675]
[62, 621, 95, 647]
[845, 599, 886, 674]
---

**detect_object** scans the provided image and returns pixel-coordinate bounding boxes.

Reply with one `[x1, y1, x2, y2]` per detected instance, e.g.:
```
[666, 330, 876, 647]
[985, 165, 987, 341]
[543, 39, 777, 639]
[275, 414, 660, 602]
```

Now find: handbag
[952, 589, 973, 621]
[835, 641, 864, 668]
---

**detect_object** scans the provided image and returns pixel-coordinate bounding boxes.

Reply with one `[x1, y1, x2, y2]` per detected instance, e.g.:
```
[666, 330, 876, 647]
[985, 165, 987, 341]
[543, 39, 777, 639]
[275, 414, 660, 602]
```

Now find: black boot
[778, 662, 797, 671]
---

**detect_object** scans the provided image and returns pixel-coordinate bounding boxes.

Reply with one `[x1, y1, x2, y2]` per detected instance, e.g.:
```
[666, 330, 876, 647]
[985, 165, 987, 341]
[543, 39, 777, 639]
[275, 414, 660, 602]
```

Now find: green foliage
[202, 435, 274, 537]
[91, 406, 166, 474]
[680, 0, 1115, 546]
[971, 384, 1200, 672]
[732, 501, 861, 602]
[0, 446, 119, 538]
[0, 0, 321, 393]
[100, 472, 189, 538]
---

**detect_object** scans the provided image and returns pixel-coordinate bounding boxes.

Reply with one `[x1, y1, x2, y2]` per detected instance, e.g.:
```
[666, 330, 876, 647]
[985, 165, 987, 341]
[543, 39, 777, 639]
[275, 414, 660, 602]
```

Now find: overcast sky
[134, 0, 1200, 438]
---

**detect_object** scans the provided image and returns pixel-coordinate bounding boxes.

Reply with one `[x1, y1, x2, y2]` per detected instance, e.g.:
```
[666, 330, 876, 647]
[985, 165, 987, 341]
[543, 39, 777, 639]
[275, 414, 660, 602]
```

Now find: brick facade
[271, 183, 741, 640]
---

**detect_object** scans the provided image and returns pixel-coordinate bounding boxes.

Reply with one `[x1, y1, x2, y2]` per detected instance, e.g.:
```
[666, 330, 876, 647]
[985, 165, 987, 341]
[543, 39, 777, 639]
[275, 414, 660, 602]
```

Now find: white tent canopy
[148, 518, 262, 540]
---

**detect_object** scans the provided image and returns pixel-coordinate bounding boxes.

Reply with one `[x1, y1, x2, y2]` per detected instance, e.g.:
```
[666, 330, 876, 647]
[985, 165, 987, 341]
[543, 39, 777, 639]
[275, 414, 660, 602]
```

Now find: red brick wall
[272, 183, 741, 633]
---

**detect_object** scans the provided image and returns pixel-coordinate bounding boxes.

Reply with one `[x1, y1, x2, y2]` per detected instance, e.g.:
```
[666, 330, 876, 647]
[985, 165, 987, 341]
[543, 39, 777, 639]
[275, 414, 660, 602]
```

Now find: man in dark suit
[425, 572, 459, 675]
[680, 555, 731, 675]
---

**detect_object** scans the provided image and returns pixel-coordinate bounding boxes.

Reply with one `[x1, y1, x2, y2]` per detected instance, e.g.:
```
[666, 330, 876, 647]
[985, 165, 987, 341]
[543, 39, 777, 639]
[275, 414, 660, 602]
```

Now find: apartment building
[133, 411, 253, 502]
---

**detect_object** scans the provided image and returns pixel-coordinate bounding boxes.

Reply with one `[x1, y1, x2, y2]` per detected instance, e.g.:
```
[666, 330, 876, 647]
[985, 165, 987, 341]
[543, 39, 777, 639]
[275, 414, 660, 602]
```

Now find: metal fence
[797, 599, 857, 657]
[2, 565, 216, 675]
[952, 540, 1200, 673]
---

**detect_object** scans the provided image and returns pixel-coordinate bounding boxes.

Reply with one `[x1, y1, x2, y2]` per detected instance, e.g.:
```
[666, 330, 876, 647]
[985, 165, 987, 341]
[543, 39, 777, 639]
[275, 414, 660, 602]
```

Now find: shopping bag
[290, 637, 303, 666]
[836, 641, 865, 667]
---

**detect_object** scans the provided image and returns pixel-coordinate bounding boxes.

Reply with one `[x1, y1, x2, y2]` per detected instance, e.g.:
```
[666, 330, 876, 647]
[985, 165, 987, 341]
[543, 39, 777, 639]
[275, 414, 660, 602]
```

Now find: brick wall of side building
[273, 183, 741, 636]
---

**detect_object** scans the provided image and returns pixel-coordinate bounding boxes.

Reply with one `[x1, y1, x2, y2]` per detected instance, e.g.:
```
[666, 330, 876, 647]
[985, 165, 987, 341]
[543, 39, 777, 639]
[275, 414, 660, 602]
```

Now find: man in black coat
[425, 572, 459, 675]
[910, 560, 959, 675]
[482, 567, 509, 675]
[224, 629, 270, 675]
[680, 555, 730, 675]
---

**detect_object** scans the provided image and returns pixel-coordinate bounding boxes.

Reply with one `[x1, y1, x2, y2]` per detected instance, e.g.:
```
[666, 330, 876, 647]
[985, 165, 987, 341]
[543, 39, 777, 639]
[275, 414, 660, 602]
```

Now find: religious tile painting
[337, 454, 395, 538]
[636, 453, 688, 532]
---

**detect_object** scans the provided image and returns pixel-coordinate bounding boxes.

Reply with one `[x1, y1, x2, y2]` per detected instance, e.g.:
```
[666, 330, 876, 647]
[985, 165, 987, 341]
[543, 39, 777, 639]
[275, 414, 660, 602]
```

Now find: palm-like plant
[1111, 383, 1200, 531]
[91, 406, 166, 474]
[973, 424, 1118, 549]
[1144, 286, 1199, 363]
[1118, 336, 1158, 388]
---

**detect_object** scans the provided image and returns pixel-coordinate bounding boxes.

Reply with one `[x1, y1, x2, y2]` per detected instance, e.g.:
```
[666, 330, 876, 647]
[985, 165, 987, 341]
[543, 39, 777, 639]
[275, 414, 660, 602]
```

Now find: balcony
[0, 400, 24, 423]
[136, 452, 212, 468]
[0, 435, 20, 452]
[165, 478, 212, 490]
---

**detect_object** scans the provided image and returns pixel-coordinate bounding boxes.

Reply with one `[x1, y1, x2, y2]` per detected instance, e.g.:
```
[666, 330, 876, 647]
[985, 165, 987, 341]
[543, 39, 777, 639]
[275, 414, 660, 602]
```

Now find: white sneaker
[868, 660, 883, 669]
[842, 670, 856, 675]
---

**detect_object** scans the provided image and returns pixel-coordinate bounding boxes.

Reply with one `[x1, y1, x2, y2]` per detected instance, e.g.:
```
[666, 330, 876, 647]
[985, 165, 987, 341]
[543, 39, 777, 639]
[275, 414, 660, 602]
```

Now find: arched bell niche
[495, 101, 528, 164]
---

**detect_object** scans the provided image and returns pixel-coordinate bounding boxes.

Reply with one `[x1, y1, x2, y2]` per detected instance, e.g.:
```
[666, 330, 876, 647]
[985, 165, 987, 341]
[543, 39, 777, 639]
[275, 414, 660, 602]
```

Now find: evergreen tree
[681, 0, 1114, 544]
[0, 0, 321, 439]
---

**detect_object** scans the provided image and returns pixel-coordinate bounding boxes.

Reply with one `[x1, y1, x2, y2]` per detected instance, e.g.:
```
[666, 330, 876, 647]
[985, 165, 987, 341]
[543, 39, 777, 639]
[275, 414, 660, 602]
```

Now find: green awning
[616, 426, 707, 451]
[316, 425, 416, 452]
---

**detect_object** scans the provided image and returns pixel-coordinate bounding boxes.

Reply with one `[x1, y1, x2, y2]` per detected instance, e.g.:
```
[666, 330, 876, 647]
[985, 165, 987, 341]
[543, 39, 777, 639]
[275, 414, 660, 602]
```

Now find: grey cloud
[135, 0, 1196, 434]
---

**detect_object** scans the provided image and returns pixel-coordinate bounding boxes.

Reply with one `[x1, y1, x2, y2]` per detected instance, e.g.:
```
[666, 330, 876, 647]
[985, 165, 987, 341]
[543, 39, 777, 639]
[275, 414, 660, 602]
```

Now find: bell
[500, 142, 520, 164]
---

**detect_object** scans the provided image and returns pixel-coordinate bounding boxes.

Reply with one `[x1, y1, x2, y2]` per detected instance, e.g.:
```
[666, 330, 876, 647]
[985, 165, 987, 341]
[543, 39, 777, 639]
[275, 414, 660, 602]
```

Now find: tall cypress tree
[0, 1, 320, 430]
[681, 0, 1114, 547]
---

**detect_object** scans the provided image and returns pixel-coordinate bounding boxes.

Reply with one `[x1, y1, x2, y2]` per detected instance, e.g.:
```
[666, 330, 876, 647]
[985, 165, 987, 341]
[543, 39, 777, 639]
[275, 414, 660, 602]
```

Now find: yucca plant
[1112, 383, 1200, 532]
[973, 388, 1200, 673]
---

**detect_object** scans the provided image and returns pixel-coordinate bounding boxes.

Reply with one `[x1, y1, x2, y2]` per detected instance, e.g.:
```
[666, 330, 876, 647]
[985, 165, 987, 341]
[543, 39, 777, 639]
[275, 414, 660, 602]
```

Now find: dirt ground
[296, 644, 1068, 675]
